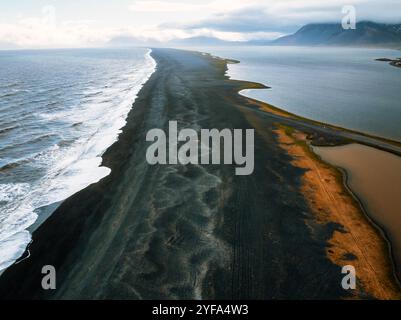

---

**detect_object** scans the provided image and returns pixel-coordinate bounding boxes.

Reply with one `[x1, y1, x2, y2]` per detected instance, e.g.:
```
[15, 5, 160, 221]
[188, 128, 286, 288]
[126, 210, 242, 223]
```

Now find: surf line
[146, 121, 254, 175]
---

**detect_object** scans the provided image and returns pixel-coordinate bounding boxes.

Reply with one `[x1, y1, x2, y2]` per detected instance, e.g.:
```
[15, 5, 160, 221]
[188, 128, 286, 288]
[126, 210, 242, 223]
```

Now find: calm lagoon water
[204, 46, 401, 142]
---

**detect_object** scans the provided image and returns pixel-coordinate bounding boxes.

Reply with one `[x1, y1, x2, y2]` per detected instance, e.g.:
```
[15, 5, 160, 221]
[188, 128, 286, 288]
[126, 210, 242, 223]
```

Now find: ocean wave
[0, 183, 37, 246]
[0, 125, 19, 135]
[0, 231, 31, 272]
[0, 91, 20, 99]
[0, 133, 58, 155]
[0, 160, 24, 172]
[82, 90, 103, 98]
[0, 82, 19, 89]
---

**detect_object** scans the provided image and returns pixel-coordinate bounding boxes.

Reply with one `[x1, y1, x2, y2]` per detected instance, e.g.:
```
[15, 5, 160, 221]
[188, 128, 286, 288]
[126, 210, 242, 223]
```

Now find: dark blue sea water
[0, 48, 155, 271]
[206, 46, 401, 142]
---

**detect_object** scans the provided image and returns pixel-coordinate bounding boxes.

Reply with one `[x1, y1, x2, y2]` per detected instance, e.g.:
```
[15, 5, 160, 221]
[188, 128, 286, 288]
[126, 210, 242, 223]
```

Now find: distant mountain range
[167, 36, 243, 46]
[107, 21, 401, 48]
[273, 21, 401, 47]
[107, 35, 242, 47]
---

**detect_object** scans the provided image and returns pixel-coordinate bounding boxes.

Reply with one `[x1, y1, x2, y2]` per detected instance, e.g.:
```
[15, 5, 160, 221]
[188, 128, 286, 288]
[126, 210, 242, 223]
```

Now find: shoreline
[0, 48, 157, 273]
[376, 57, 401, 69]
[218, 50, 401, 288]
[209, 48, 401, 151]
[214, 52, 401, 153]
[203, 50, 401, 297]
[313, 143, 401, 284]
[0, 48, 399, 299]
[274, 126, 401, 298]
[338, 164, 401, 289]
[214, 50, 401, 287]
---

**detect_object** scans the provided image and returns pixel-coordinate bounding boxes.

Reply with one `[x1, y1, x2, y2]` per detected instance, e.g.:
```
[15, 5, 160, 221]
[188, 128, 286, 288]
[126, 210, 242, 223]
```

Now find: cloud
[128, 0, 257, 13]
[163, 0, 401, 41]
[1, 0, 401, 48]
[129, 1, 205, 13]
[0, 20, 110, 49]
[0, 7, 113, 49]
[178, 7, 299, 34]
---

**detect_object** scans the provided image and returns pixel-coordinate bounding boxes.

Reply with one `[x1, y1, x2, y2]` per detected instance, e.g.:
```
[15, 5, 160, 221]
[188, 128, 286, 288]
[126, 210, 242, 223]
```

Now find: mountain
[166, 36, 242, 47]
[246, 39, 275, 46]
[107, 35, 242, 48]
[107, 22, 401, 49]
[107, 36, 162, 47]
[273, 21, 401, 47]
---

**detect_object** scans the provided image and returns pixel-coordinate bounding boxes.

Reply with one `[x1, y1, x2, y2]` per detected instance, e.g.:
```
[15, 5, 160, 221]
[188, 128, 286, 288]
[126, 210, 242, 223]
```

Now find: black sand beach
[0, 48, 400, 299]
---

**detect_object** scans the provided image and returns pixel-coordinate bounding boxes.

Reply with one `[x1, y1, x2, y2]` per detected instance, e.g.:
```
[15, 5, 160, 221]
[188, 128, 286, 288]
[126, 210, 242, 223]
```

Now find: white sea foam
[0, 230, 31, 271]
[0, 49, 157, 272]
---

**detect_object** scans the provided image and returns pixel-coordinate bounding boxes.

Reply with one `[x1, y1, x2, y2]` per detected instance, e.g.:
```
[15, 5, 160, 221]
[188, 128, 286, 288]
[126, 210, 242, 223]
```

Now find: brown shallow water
[314, 143, 401, 273]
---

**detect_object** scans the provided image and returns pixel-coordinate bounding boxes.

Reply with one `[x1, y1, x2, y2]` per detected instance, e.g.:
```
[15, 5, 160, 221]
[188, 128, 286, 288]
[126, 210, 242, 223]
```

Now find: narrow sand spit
[1, 49, 400, 299]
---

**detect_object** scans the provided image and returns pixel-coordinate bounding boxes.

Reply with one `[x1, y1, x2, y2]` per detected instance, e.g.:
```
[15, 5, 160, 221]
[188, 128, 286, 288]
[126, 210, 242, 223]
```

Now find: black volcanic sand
[0, 48, 386, 299]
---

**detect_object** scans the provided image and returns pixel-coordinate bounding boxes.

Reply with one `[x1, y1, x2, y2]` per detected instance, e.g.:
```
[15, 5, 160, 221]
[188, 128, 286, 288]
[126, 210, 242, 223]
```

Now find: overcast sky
[1, 0, 401, 49]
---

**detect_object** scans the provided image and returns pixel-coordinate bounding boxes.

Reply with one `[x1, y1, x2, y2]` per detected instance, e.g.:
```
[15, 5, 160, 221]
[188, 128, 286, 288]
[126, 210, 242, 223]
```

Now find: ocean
[205, 46, 401, 142]
[0, 47, 156, 271]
